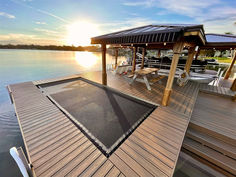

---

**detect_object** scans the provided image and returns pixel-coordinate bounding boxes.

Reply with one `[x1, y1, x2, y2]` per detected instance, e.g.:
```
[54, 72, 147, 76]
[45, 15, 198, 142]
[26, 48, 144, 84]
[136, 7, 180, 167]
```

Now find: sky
[0, 0, 236, 46]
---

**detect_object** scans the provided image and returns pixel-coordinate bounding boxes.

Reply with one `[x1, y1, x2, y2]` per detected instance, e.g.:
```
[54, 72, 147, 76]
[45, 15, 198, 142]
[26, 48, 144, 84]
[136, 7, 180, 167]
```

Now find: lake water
[0, 49, 126, 176]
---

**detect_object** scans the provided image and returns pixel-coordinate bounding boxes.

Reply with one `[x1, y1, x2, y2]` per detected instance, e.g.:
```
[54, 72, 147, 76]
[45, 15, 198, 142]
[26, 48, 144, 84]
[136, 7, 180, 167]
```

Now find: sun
[66, 21, 100, 46]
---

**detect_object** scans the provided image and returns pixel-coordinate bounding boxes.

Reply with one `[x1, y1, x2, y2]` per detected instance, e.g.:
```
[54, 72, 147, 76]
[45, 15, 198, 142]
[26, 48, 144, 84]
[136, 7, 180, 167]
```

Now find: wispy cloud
[97, 17, 161, 34]
[37, 9, 69, 23]
[10, 0, 69, 23]
[35, 21, 46, 25]
[122, 0, 236, 34]
[0, 12, 15, 19]
[123, 0, 221, 17]
[34, 28, 64, 38]
[123, 0, 155, 7]
[34, 28, 58, 34]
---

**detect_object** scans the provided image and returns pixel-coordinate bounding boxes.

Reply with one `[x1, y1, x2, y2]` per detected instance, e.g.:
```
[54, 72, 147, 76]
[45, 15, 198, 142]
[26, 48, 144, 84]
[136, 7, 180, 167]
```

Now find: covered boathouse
[8, 24, 236, 177]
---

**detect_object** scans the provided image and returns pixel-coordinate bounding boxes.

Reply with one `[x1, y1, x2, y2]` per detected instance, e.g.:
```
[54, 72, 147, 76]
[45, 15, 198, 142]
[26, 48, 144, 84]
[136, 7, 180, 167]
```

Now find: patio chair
[10, 147, 33, 177]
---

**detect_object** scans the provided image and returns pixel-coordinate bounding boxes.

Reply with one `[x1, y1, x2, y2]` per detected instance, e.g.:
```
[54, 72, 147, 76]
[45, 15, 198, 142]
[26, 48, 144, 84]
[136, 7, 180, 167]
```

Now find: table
[130, 68, 159, 90]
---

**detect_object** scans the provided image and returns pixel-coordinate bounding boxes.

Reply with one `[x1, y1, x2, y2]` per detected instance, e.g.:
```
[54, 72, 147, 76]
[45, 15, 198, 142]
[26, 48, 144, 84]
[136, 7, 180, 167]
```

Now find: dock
[8, 71, 197, 177]
[8, 71, 236, 177]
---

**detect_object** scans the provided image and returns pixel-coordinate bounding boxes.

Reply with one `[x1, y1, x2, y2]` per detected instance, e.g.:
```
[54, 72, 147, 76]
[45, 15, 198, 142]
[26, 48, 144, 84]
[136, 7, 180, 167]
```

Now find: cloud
[34, 28, 65, 38]
[0, 33, 64, 45]
[123, 0, 155, 7]
[37, 9, 69, 23]
[0, 12, 15, 19]
[35, 21, 46, 25]
[34, 28, 58, 34]
[122, 0, 236, 34]
[123, 0, 221, 17]
[10, 0, 69, 23]
[97, 17, 157, 33]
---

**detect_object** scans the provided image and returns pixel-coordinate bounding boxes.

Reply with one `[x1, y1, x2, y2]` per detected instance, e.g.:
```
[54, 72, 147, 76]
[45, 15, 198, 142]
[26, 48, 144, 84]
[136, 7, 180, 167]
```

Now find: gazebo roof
[91, 24, 205, 46]
[202, 34, 236, 49]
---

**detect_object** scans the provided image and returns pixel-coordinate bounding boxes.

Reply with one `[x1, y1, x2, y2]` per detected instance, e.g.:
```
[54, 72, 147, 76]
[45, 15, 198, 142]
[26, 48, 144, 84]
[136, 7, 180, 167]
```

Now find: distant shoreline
[0, 44, 101, 52]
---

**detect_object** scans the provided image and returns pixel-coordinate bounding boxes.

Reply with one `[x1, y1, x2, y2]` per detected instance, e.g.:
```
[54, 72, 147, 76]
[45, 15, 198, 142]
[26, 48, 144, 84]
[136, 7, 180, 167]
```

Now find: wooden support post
[162, 41, 185, 106]
[157, 49, 161, 58]
[224, 50, 236, 80]
[102, 44, 107, 85]
[184, 47, 195, 74]
[141, 47, 146, 69]
[132, 47, 137, 73]
[230, 78, 236, 91]
[115, 48, 118, 69]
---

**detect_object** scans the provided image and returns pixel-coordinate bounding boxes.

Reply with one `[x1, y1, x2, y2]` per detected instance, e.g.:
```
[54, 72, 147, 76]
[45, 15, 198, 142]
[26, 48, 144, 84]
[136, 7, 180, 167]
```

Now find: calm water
[0, 49, 125, 176]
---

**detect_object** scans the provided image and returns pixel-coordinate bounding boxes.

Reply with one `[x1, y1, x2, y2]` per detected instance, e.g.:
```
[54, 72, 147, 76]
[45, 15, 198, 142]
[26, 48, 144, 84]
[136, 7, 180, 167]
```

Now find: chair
[10, 147, 33, 177]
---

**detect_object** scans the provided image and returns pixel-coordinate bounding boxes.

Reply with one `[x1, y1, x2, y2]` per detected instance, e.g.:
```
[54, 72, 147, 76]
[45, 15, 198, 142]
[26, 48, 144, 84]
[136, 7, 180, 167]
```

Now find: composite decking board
[183, 138, 236, 175]
[186, 128, 236, 159]
[105, 166, 121, 177]
[37, 142, 95, 176]
[191, 92, 236, 143]
[92, 160, 114, 177]
[114, 148, 153, 177]
[61, 149, 102, 177]
[200, 84, 235, 97]
[139, 125, 180, 148]
[123, 139, 170, 176]
[120, 143, 167, 177]
[78, 154, 107, 177]
[109, 153, 139, 177]
[31, 130, 81, 162]
[135, 128, 178, 153]
[10, 71, 201, 177]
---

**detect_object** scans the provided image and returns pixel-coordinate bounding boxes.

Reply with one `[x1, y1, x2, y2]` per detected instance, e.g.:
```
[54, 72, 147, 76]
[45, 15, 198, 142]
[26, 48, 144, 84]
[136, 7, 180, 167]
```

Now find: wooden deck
[9, 71, 201, 177]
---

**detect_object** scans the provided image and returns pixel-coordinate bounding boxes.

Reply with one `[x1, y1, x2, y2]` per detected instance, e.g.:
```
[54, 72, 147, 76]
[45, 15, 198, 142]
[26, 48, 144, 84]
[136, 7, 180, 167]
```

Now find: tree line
[0, 44, 101, 52]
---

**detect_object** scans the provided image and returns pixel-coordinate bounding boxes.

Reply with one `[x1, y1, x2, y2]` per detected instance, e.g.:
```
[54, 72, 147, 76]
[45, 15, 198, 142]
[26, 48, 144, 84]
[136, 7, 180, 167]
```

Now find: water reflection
[74, 52, 98, 68]
[0, 49, 127, 176]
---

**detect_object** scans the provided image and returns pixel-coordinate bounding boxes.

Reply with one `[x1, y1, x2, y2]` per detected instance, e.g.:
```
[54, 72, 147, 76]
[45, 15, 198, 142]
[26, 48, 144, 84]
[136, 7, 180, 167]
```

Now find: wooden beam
[157, 49, 161, 58]
[162, 41, 185, 106]
[184, 31, 205, 45]
[224, 50, 236, 80]
[141, 47, 146, 69]
[102, 44, 107, 85]
[184, 47, 196, 74]
[115, 48, 118, 69]
[132, 46, 137, 73]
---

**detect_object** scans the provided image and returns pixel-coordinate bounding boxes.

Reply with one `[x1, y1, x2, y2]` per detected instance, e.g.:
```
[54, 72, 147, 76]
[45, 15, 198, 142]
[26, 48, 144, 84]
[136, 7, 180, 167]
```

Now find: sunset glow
[74, 51, 98, 68]
[66, 21, 100, 46]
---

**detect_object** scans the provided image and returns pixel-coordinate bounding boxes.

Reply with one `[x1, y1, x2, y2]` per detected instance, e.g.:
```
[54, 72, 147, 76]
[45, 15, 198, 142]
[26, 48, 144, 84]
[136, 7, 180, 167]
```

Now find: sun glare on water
[74, 52, 98, 68]
[66, 21, 100, 46]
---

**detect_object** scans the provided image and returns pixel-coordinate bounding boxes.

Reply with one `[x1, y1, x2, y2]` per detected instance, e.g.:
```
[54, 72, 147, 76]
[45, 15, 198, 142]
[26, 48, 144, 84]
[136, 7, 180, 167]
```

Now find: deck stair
[174, 151, 226, 177]
[200, 84, 235, 98]
[183, 126, 236, 176]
